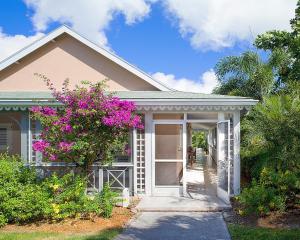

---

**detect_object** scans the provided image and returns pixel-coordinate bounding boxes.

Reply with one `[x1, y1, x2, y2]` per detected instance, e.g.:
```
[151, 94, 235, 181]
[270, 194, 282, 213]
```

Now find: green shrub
[0, 214, 7, 228]
[42, 173, 102, 220]
[100, 183, 118, 218]
[238, 181, 286, 216]
[0, 153, 116, 226]
[260, 168, 300, 202]
[2, 184, 50, 223]
[238, 168, 300, 216]
[0, 153, 50, 224]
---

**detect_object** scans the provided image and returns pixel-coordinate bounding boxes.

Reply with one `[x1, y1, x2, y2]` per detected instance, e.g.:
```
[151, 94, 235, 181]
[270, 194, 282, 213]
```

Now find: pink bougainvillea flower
[42, 106, 57, 116]
[78, 100, 89, 109]
[30, 106, 42, 113]
[58, 141, 74, 152]
[49, 154, 57, 161]
[30, 106, 57, 116]
[61, 124, 73, 133]
[32, 140, 50, 152]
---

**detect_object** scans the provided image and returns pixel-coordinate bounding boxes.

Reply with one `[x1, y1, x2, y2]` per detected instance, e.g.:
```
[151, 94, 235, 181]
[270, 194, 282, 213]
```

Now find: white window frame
[0, 123, 12, 151]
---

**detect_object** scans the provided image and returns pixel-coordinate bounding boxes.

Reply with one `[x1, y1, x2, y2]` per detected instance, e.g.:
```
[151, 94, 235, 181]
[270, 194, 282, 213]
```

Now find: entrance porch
[141, 111, 240, 204]
[136, 154, 231, 211]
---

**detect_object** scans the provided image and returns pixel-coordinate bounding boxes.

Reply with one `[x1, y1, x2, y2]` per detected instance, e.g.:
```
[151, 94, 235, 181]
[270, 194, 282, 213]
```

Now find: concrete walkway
[135, 195, 230, 212]
[115, 212, 231, 240]
[118, 157, 232, 239]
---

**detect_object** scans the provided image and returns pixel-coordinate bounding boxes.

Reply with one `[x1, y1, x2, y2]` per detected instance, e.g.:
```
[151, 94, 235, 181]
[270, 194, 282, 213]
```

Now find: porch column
[144, 112, 152, 196]
[132, 129, 137, 195]
[233, 111, 241, 195]
[207, 129, 212, 167]
[20, 111, 29, 162]
[217, 112, 225, 163]
[217, 112, 225, 190]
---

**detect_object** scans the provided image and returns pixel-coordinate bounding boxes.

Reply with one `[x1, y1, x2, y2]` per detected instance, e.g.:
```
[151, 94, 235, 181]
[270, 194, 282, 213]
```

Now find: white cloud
[24, 0, 152, 47]
[0, 29, 44, 61]
[162, 0, 297, 50]
[152, 69, 218, 93]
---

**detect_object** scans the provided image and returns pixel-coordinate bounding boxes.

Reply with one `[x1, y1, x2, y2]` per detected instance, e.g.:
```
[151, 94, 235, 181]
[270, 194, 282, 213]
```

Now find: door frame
[151, 120, 187, 196]
[217, 120, 231, 203]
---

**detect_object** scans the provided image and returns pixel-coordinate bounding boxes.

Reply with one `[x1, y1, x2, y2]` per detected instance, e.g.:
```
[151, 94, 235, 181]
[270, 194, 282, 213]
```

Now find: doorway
[152, 122, 185, 196]
[186, 120, 232, 204]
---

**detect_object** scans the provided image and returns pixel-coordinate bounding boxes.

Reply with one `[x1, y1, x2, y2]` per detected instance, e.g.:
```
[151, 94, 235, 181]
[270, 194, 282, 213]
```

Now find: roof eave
[0, 98, 258, 107]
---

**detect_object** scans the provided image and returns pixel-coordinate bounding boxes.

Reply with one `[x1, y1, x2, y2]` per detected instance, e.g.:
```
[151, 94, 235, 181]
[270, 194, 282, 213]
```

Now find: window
[115, 131, 133, 163]
[0, 124, 11, 151]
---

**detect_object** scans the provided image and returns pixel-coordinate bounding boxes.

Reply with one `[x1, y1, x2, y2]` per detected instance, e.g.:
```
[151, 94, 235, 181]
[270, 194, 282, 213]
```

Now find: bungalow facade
[0, 25, 257, 204]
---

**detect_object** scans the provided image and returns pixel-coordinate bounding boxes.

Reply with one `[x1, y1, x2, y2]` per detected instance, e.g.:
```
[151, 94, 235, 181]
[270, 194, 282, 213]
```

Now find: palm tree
[213, 51, 276, 100]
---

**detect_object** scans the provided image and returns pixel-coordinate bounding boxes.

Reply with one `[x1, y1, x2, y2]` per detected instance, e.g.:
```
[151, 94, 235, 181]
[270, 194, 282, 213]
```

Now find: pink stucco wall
[0, 34, 159, 91]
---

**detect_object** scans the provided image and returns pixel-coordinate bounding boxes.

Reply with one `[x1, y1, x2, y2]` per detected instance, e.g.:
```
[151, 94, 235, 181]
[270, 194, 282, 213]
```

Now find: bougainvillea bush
[31, 76, 143, 171]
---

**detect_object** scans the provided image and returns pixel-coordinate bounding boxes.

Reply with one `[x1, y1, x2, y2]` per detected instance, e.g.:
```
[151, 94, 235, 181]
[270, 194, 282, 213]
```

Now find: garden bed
[0, 207, 133, 239]
[224, 198, 300, 229]
[224, 199, 300, 240]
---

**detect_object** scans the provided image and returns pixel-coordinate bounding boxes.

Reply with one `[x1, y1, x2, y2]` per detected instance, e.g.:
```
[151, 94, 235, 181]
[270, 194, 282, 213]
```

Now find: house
[0, 25, 257, 204]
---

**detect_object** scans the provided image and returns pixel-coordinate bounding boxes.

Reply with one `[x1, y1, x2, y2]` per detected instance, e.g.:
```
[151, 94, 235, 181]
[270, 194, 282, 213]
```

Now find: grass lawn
[0, 228, 122, 240]
[228, 224, 300, 240]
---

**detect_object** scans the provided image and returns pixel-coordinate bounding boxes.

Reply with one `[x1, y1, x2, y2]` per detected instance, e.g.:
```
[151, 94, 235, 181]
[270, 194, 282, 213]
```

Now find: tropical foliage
[213, 51, 275, 100]
[192, 131, 208, 152]
[213, 2, 300, 215]
[255, 0, 300, 83]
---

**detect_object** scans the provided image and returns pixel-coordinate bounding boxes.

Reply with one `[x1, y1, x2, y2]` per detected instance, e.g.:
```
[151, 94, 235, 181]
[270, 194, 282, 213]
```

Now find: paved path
[135, 196, 230, 212]
[115, 212, 231, 240]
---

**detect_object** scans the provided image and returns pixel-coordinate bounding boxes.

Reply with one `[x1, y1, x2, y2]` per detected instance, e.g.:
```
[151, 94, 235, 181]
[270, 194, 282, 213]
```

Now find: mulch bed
[223, 199, 300, 229]
[0, 207, 134, 235]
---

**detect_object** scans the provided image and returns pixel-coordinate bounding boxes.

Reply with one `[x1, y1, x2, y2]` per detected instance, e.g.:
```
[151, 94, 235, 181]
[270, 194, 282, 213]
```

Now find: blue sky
[0, 0, 296, 92]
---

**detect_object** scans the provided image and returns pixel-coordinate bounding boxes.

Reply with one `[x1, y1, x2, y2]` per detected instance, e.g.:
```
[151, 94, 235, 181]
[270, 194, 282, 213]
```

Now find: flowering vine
[31, 75, 143, 170]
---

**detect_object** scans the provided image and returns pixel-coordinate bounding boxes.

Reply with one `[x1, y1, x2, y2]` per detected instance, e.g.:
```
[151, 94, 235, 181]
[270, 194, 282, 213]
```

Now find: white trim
[154, 185, 182, 188]
[217, 115, 231, 204]
[0, 104, 254, 112]
[0, 25, 171, 91]
[151, 122, 155, 195]
[136, 104, 255, 112]
[155, 159, 184, 162]
[144, 112, 153, 196]
[233, 111, 241, 195]
[152, 122, 185, 196]
[152, 120, 185, 124]
[133, 128, 137, 195]
[28, 112, 31, 163]
[186, 119, 218, 123]
[182, 114, 187, 196]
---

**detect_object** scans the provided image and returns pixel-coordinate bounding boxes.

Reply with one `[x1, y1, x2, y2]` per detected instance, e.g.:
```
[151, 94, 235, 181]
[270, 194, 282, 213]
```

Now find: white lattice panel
[136, 124, 145, 194]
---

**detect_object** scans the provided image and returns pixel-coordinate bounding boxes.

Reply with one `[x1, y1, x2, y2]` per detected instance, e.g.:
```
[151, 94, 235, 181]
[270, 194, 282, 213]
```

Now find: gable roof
[0, 25, 171, 91]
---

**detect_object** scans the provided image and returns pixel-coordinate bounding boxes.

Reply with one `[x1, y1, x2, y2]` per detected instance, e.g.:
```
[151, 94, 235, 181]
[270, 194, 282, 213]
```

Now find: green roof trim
[0, 91, 253, 100]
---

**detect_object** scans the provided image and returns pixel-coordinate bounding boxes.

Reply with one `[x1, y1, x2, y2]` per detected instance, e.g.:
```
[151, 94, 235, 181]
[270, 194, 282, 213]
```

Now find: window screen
[0, 127, 8, 150]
